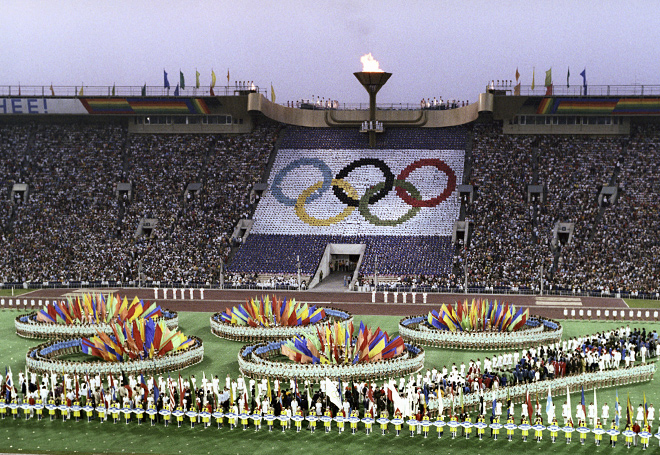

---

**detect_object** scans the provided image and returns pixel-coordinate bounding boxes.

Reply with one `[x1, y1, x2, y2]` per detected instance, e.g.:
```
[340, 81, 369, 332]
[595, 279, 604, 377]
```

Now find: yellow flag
[271, 83, 276, 103]
[211, 70, 216, 88]
[78, 86, 84, 96]
[531, 68, 535, 90]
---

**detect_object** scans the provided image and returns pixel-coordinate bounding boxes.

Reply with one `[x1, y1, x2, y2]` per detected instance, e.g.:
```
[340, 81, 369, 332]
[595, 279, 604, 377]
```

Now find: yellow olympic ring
[295, 179, 357, 226]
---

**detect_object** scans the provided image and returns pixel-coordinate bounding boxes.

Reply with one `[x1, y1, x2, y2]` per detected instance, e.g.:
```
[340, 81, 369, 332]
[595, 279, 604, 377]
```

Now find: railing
[492, 84, 660, 97]
[0, 85, 267, 97]
[1, 281, 658, 301]
[281, 101, 467, 111]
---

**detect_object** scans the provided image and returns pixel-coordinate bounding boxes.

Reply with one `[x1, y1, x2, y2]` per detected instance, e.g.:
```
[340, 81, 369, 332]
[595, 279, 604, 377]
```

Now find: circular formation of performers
[399, 315, 562, 350]
[25, 336, 204, 376]
[237, 341, 425, 382]
[210, 307, 353, 342]
[15, 310, 179, 339]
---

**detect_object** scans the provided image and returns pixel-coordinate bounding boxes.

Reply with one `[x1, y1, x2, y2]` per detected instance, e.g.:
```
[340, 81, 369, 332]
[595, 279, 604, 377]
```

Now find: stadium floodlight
[354, 54, 391, 147]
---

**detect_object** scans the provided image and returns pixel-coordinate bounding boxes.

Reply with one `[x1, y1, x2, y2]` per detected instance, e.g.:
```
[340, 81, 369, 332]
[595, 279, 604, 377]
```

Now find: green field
[0, 310, 659, 455]
[0, 289, 35, 297]
[625, 299, 660, 309]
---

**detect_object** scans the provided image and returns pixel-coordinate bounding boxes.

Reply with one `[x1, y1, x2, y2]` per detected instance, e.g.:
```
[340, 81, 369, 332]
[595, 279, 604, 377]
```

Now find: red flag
[526, 389, 533, 421]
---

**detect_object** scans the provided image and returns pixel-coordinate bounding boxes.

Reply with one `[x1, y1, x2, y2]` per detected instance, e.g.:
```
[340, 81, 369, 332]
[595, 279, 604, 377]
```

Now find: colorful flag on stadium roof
[164, 70, 170, 89]
[227, 69, 230, 83]
[531, 67, 535, 90]
[545, 68, 553, 95]
[195, 70, 200, 89]
[580, 68, 587, 95]
[567, 67, 570, 88]
[271, 83, 276, 103]
[142, 83, 146, 96]
[50, 84, 55, 96]
[210, 70, 216, 96]
[79, 85, 84, 96]
[180, 71, 185, 90]
[174, 84, 179, 97]
[515, 67, 520, 82]
[111, 83, 115, 96]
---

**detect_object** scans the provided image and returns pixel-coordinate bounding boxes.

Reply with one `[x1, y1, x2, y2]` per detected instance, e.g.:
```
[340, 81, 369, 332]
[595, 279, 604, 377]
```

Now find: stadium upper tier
[228, 126, 467, 277]
[0, 118, 658, 295]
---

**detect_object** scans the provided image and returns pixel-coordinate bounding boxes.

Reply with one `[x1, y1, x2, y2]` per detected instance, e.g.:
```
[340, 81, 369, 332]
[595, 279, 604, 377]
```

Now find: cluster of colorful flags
[218, 295, 326, 328]
[161, 69, 229, 96]
[35, 294, 163, 326]
[426, 299, 529, 332]
[80, 319, 194, 362]
[541, 384, 651, 430]
[281, 321, 405, 365]
[514, 67, 587, 95]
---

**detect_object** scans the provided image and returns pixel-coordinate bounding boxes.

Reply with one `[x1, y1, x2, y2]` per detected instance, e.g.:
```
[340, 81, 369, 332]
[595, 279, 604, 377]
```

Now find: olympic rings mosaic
[271, 157, 458, 227]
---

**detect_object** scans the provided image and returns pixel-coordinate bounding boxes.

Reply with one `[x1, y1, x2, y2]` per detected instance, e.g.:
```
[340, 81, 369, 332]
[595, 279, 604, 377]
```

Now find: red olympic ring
[395, 158, 457, 208]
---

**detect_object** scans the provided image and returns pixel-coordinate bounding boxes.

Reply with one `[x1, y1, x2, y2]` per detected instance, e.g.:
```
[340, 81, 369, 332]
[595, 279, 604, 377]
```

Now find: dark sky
[3, 0, 659, 104]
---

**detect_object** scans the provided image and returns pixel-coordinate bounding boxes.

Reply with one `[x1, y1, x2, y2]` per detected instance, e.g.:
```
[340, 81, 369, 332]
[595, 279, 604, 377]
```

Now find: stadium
[2, 8, 660, 453]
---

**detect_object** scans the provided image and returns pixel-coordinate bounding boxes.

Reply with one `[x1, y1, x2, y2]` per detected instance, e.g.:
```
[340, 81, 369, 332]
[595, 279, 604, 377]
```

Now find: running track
[3, 288, 641, 321]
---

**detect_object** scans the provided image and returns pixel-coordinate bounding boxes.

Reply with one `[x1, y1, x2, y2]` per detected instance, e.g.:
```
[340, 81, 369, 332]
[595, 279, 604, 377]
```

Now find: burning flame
[360, 53, 384, 73]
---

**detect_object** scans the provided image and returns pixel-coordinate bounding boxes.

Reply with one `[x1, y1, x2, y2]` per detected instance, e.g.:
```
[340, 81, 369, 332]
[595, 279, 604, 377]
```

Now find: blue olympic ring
[271, 158, 333, 207]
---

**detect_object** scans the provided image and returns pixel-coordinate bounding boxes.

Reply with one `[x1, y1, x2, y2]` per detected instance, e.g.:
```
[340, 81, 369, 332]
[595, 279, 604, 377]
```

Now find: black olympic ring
[332, 158, 395, 207]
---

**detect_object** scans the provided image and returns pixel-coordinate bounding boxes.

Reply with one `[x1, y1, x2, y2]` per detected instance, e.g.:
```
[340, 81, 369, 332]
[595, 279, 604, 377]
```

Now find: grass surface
[625, 299, 660, 309]
[1, 310, 659, 454]
[0, 289, 35, 297]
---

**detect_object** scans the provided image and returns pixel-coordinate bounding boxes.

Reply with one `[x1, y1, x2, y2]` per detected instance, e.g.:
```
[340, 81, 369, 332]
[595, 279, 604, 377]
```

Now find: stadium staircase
[115, 131, 131, 238]
[5, 126, 36, 234]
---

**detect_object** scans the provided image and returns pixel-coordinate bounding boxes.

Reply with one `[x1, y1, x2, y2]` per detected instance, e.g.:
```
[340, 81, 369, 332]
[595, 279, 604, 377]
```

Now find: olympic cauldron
[354, 54, 391, 147]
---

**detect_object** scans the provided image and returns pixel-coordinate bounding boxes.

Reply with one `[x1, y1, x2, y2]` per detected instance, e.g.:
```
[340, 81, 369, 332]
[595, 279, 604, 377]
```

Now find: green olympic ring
[358, 180, 422, 226]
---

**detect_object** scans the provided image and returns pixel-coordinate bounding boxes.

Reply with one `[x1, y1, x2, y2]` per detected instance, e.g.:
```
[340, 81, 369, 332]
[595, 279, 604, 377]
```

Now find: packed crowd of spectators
[464, 123, 549, 289]
[0, 121, 278, 284]
[461, 123, 660, 295]
[0, 124, 32, 233]
[1, 123, 125, 281]
[1, 119, 658, 294]
[553, 124, 660, 293]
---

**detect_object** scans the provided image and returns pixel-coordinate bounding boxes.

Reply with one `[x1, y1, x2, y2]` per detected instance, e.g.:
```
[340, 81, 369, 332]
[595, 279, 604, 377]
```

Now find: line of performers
[1, 397, 659, 450]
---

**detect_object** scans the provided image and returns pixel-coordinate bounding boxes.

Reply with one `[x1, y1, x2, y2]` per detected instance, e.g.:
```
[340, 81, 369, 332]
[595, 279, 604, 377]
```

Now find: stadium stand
[227, 126, 467, 283]
[0, 116, 657, 296]
[0, 122, 278, 285]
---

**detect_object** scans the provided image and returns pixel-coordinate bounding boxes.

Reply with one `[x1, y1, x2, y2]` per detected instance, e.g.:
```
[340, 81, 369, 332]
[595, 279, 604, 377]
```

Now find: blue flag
[581, 386, 586, 423]
[153, 384, 160, 404]
[579, 68, 587, 95]
[174, 84, 179, 97]
[164, 70, 170, 89]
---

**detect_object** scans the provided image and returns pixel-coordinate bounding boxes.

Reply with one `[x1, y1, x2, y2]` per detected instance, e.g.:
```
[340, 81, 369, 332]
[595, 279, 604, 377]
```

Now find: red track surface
[4, 288, 634, 320]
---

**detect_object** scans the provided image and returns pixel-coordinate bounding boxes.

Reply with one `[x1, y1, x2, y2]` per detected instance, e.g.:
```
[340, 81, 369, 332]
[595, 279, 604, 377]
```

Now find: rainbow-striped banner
[426, 299, 528, 332]
[36, 293, 162, 326]
[81, 319, 194, 362]
[536, 97, 660, 115]
[80, 97, 211, 115]
[218, 295, 325, 327]
[281, 320, 404, 365]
